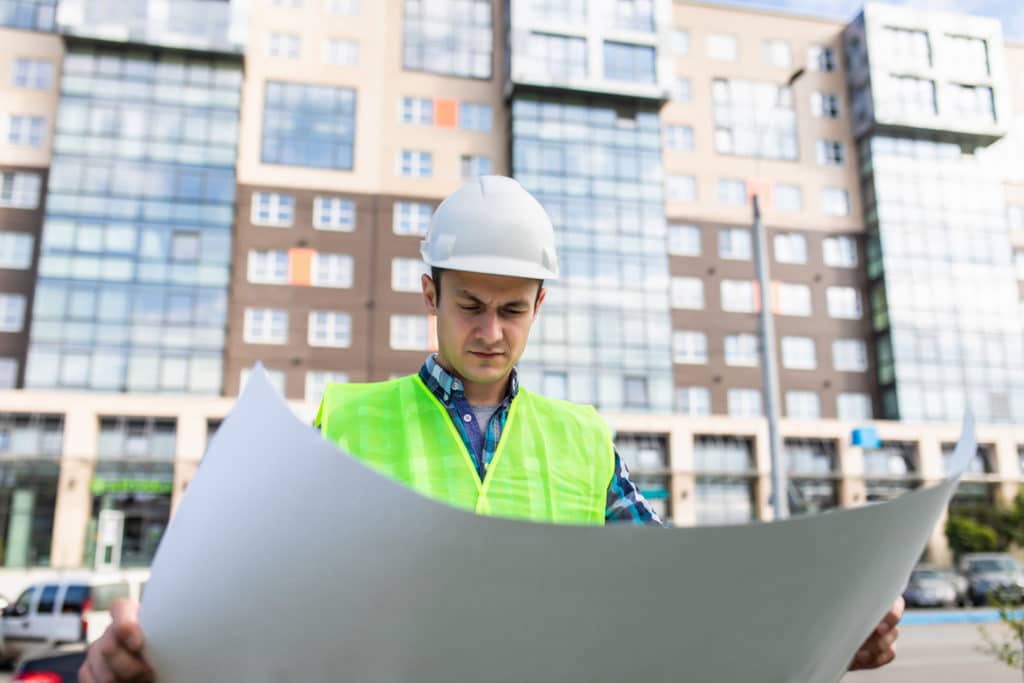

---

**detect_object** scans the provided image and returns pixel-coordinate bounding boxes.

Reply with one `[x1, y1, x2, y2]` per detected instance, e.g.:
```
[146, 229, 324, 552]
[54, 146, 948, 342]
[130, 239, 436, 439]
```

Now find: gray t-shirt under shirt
[469, 404, 500, 461]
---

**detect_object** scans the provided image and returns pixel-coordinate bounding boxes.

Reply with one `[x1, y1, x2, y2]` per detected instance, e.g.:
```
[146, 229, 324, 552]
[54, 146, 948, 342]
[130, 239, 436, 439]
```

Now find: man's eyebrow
[453, 290, 530, 308]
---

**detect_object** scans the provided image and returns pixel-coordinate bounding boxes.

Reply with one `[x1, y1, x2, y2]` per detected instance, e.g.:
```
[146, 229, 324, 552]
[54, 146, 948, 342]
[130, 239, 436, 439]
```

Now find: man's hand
[848, 597, 904, 671]
[79, 598, 155, 683]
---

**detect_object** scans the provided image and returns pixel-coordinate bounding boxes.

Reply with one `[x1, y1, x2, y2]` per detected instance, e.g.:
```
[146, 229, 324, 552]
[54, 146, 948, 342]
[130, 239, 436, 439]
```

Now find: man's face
[422, 270, 545, 386]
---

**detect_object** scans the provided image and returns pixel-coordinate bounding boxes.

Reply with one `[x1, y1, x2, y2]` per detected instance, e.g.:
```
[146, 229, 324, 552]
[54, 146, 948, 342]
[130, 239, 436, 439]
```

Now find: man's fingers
[86, 639, 118, 682]
[99, 632, 154, 681]
[111, 599, 145, 652]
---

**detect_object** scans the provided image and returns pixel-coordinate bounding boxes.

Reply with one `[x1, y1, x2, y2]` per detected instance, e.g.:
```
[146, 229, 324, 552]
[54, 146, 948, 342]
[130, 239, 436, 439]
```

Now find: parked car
[958, 553, 1024, 606]
[0, 574, 146, 667]
[11, 645, 86, 682]
[902, 565, 959, 607]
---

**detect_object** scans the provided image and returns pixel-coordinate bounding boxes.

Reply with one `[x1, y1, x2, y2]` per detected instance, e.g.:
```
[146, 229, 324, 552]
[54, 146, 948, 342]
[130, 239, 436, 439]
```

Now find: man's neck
[435, 355, 510, 407]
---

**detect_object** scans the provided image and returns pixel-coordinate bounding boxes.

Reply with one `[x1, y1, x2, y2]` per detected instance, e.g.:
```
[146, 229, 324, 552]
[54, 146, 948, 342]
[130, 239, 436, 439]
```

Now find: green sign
[91, 478, 173, 496]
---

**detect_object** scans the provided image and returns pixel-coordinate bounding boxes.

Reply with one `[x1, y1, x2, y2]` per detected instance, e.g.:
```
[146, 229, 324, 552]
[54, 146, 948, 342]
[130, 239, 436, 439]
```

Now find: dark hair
[431, 267, 543, 305]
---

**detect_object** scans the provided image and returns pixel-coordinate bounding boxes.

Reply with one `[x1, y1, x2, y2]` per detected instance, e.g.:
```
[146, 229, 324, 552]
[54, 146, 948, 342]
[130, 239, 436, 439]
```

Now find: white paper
[140, 367, 976, 683]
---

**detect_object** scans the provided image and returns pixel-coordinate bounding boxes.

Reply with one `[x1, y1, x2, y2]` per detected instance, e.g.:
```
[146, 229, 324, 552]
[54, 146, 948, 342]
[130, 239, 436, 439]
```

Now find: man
[81, 176, 903, 682]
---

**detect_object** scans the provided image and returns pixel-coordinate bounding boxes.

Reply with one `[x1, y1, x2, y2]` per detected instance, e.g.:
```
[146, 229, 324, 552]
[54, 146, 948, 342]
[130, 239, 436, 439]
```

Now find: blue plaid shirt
[419, 356, 662, 525]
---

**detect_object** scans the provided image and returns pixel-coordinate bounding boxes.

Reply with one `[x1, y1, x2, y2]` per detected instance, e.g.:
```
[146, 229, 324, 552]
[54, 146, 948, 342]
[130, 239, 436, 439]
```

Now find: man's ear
[422, 274, 438, 315]
[533, 287, 547, 320]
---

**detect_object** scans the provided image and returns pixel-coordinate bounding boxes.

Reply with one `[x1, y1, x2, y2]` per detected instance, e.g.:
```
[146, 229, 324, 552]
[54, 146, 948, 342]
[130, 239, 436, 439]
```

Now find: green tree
[978, 596, 1024, 682]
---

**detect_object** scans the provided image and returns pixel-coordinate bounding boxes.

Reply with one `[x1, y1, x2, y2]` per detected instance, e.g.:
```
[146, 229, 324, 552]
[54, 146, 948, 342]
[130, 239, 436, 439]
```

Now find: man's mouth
[469, 350, 504, 358]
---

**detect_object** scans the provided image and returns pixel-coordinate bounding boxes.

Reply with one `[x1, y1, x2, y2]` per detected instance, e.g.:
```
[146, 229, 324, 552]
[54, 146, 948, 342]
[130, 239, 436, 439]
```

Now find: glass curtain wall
[26, 43, 242, 394]
[512, 97, 672, 412]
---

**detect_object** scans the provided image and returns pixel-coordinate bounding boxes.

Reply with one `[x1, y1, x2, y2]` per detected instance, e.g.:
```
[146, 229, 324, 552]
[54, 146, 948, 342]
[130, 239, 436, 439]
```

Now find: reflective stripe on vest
[314, 374, 615, 525]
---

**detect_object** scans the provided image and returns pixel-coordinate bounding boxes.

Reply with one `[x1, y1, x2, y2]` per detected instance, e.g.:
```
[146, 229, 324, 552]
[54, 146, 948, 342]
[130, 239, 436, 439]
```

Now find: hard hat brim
[425, 255, 558, 281]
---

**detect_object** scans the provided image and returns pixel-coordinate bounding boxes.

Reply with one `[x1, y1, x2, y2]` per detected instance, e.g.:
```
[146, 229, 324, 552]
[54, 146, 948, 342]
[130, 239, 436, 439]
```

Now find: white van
[0, 575, 146, 665]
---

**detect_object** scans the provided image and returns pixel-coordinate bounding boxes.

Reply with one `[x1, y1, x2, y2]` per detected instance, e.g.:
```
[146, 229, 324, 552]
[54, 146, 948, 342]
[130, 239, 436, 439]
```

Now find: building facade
[0, 0, 1021, 578]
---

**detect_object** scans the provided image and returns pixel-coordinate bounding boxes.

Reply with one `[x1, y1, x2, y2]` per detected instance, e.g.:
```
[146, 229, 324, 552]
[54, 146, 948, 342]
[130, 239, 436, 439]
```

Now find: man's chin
[461, 356, 510, 382]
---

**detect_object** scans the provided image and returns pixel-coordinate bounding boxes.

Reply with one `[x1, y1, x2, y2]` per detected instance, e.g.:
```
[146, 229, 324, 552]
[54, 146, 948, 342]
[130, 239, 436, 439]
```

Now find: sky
[704, 0, 1024, 42]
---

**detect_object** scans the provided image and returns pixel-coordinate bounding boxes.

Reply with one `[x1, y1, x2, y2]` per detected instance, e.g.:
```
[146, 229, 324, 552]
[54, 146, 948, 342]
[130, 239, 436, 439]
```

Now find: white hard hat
[420, 175, 559, 280]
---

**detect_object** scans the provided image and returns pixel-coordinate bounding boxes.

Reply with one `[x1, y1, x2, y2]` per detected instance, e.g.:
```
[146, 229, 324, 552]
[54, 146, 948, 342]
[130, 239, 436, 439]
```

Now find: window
[7, 115, 46, 146]
[251, 192, 295, 227]
[774, 184, 802, 212]
[0, 172, 41, 209]
[305, 370, 348, 405]
[672, 29, 690, 55]
[821, 188, 851, 217]
[313, 197, 356, 231]
[0, 294, 26, 332]
[882, 26, 931, 70]
[267, 32, 301, 59]
[459, 103, 493, 132]
[0, 358, 16, 388]
[725, 334, 759, 367]
[542, 371, 568, 400]
[403, 0, 492, 79]
[240, 368, 286, 396]
[670, 277, 703, 310]
[717, 179, 746, 206]
[666, 175, 696, 202]
[773, 233, 807, 264]
[786, 391, 820, 419]
[693, 436, 756, 523]
[1015, 250, 1024, 280]
[719, 228, 751, 260]
[13, 59, 52, 89]
[781, 336, 816, 370]
[308, 311, 352, 347]
[243, 308, 288, 344]
[676, 386, 710, 415]
[807, 45, 836, 72]
[721, 280, 756, 313]
[762, 40, 790, 68]
[525, 32, 587, 81]
[668, 224, 701, 256]
[623, 376, 648, 409]
[673, 331, 707, 364]
[826, 286, 862, 319]
[400, 97, 433, 125]
[0, 233, 34, 269]
[823, 236, 857, 267]
[946, 34, 989, 79]
[949, 84, 995, 123]
[323, 38, 359, 66]
[664, 125, 694, 151]
[833, 339, 868, 372]
[707, 33, 737, 61]
[392, 258, 427, 292]
[393, 201, 433, 235]
[271, 0, 303, 6]
[263, 81, 356, 170]
[612, 0, 654, 32]
[529, 0, 586, 23]
[712, 78, 797, 160]
[247, 250, 289, 285]
[776, 283, 811, 316]
[1, 0, 56, 30]
[390, 314, 430, 351]
[398, 150, 433, 178]
[460, 155, 493, 180]
[603, 41, 655, 83]
[325, 0, 359, 15]
[837, 393, 872, 421]
[1009, 206, 1024, 232]
[672, 78, 692, 102]
[881, 76, 937, 118]
[816, 140, 845, 166]
[811, 92, 841, 118]
[727, 389, 762, 417]
[311, 253, 354, 288]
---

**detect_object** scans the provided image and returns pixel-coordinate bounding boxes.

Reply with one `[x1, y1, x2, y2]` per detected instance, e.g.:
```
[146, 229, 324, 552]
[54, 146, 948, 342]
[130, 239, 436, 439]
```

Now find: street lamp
[751, 67, 805, 521]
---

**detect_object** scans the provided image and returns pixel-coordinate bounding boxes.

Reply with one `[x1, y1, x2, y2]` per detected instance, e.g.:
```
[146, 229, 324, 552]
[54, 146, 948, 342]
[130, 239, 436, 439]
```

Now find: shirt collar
[419, 354, 519, 406]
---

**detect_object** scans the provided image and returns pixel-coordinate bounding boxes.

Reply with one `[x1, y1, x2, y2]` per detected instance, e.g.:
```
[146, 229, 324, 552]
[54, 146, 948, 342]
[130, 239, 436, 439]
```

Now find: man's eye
[459, 304, 480, 311]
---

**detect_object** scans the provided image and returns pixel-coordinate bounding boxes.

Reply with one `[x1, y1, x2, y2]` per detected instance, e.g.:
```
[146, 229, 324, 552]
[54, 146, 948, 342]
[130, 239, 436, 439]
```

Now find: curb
[903, 608, 1024, 626]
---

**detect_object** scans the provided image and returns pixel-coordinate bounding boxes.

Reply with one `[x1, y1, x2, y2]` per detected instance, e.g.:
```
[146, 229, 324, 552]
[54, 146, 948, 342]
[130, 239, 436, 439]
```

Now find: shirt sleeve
[605, 449, 664, 526]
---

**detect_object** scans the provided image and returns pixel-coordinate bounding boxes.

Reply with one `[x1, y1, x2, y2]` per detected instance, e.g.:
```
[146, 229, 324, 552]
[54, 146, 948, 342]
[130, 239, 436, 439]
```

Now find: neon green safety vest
[314, 374, 615, 525]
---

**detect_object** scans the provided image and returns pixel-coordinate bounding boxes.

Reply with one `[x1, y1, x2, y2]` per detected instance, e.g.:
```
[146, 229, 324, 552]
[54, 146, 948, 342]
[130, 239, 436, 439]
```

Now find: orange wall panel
[289, 248, 314, 286]
[434, 98, 458, 128]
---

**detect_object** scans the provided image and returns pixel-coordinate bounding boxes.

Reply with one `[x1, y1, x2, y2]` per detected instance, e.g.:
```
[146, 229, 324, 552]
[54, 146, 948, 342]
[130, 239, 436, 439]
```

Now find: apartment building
[0, 1, 1020, 577]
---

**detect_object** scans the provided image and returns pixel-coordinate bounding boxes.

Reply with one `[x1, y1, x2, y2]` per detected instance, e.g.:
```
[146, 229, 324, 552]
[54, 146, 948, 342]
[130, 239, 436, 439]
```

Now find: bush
[946, 514, 1002, 558]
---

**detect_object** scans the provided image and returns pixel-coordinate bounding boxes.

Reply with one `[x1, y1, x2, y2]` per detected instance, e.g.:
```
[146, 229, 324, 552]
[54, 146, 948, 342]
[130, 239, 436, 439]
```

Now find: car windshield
[970, 558, 1020, 573]
[911, 570, 943, 581]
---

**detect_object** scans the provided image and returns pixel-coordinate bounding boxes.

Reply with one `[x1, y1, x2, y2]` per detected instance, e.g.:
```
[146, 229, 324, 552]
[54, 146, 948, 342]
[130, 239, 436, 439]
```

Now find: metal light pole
[753, 67, 804, 521]
[751, 193, 787, 520]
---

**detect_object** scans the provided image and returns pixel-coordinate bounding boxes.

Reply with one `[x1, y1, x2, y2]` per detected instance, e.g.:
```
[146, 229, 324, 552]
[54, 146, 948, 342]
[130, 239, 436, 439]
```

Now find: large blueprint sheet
[140, 367, 976, 682]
